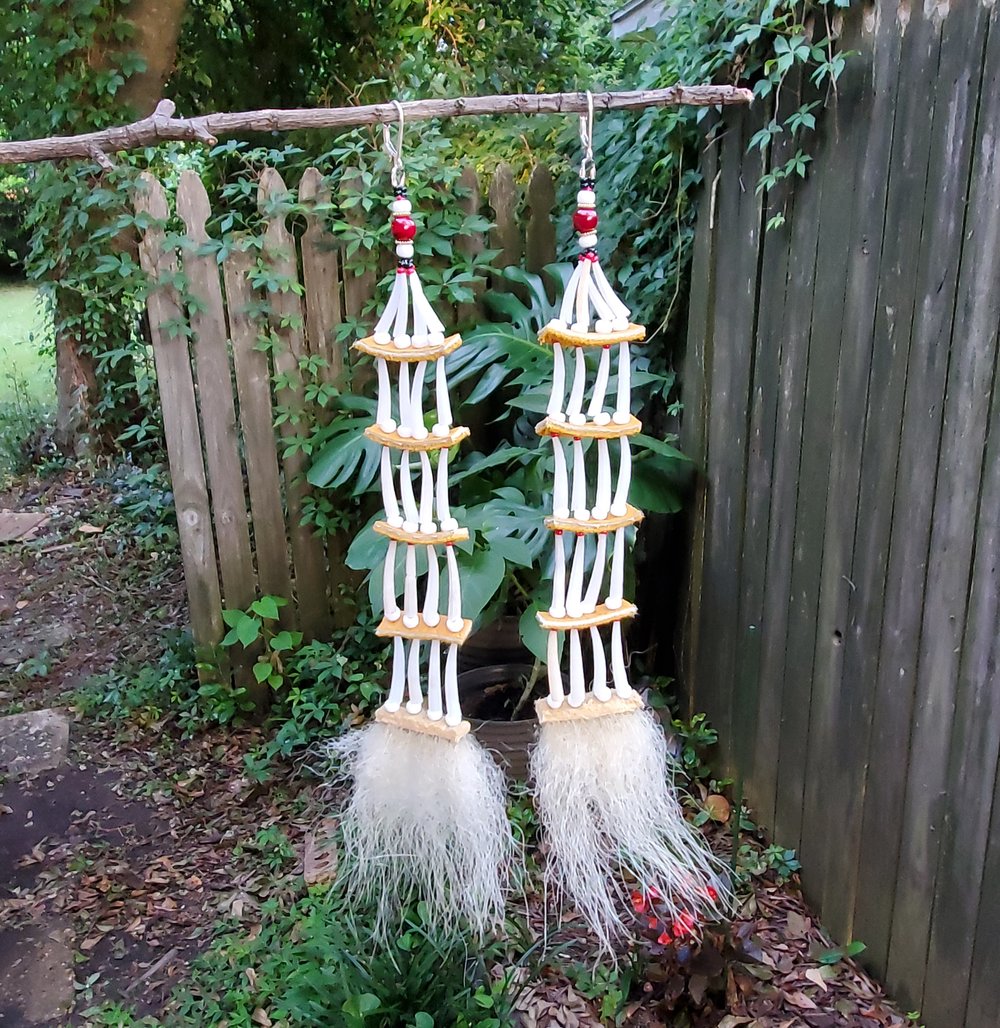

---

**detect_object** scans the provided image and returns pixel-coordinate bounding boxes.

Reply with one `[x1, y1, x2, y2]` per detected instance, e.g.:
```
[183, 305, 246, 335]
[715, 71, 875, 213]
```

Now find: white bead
[612, 412, 630, 425]
[402, 519, 418, 533]
[413, 425, 429, 440]
[594, 412, 611, 426]
[549, 411, 567, 423]
[394, 333, 411, 349]
[447, 616, 464, 632]
[610, 501, 627, 517]
[395, 242, 414, 258]
[403, 613, 419, 629]
[391, 198, 412, 215]
[571, 321, 588, 334]
[549, 318, 567, 331]
[577, 189, 596, 206]
[440, 517, 459, 531]
[398, 425, 413, 438]
[373, 330, 391, 345]
[380, 417, 398, 433]
[432, 422, 448, 437]
[410, 333, 428, 348]
[592, 506, 609, 520]
[554, 505, 570, 519]
[612, 317, 629, 330]
[568, 412, 586, 426]
[595, 319, 612, 334]
[578, 232, 597, 248]
[429, 331, 445, 346]
[387, 513, 404, 528]
[574, 507, 591, 521]
[423, 611, 440, 627]
[420, 521, 437, 534]
[384, 605, 401, 621]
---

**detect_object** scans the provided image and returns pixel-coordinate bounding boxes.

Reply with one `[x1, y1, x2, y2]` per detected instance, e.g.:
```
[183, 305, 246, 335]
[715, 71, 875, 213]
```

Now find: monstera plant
[307, 264, 688, 660]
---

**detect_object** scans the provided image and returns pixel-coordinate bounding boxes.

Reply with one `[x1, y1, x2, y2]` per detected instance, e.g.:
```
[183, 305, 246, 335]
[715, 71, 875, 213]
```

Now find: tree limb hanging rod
[0, 86, 753, 167]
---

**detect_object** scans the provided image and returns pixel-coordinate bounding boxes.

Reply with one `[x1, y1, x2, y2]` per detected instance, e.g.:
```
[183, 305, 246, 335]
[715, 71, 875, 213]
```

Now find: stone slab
[0, 920, 74, 1025]
[0, 511, 49, 544]
[0, 709, 70, 776]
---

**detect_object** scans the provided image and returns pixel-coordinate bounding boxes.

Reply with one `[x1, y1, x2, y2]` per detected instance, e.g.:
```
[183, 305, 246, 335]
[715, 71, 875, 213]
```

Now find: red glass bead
[573, 207, 598, 233]
[391, 215, 417, 241]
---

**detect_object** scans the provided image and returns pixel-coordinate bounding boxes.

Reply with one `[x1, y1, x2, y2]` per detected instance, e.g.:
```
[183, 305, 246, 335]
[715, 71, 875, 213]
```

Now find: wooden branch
[0, 87, 753, 166]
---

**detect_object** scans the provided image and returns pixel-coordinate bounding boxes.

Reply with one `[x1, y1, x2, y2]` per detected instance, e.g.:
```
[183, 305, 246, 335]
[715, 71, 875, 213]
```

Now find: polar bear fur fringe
[530, 705, 731, 949]
[326, 722, 514, 938]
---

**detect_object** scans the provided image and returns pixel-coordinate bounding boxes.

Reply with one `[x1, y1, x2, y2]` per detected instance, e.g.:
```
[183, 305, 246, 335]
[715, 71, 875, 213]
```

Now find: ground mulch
[1, 467, 912, 1026]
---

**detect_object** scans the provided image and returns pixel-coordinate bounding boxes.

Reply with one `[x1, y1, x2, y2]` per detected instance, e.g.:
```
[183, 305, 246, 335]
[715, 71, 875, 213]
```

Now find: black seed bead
[580, 176, 596, 190]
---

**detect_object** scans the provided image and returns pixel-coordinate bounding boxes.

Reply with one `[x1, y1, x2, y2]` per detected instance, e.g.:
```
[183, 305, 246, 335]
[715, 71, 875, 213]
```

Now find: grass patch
[0, 278, 54, 473]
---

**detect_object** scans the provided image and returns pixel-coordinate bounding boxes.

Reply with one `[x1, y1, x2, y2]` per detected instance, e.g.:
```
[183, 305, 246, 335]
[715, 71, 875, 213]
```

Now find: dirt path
[0, 469, 313, 1024]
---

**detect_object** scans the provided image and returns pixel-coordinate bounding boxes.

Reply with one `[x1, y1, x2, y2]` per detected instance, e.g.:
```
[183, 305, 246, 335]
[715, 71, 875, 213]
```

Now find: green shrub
[161, 891, 520, 1027]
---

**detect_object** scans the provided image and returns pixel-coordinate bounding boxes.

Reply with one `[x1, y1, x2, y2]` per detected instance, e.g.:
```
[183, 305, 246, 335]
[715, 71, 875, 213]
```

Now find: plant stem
[510, 657, 541, 721]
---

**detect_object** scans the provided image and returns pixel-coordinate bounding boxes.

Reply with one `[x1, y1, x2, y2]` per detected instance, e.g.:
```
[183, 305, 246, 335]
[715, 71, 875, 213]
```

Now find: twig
[0, 87, 754, 166]
[124, 946, 180, 995]
[510, 658, 542, 721]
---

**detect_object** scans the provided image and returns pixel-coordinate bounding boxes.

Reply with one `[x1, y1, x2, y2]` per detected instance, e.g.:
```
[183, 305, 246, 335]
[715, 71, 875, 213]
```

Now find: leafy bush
[0, 168, 30, 272]
[107, 462, 179, 550]
[145, 891, 521, 1027]
[73, 630, 206, 728]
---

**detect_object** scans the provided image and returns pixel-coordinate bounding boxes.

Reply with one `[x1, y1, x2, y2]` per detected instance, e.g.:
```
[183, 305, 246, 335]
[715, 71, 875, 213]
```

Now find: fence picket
[456, 165, 485, 325]
[524, 163, 557, 273]
[175, 171, 257, 667]
[341, 167, 377, 322]
[299, 168, 343, 385]
[222, 243, 294, 618]
[259, 168, 332, 640]
[489, 163, 521, 283]
[133, 173, 225, 677]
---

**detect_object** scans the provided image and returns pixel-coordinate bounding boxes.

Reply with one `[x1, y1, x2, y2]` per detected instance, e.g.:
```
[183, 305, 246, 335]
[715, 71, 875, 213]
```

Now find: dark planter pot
[458, 616, 533, 672]
[458, 663, 538, 780]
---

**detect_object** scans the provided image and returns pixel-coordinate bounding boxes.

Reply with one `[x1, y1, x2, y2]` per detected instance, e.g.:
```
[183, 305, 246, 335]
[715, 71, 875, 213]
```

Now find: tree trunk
[118, 0, 189, 117]
[54, 0, 188, 451]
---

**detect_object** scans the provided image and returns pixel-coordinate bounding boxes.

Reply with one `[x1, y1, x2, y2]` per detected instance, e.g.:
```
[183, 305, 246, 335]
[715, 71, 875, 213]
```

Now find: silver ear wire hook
[578, 90, 596, 179]
[382, 99, 406, 189]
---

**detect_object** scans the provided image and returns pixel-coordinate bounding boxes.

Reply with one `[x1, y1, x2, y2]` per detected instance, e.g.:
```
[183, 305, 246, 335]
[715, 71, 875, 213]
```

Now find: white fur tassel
[530, 707, 732, 949]
[327, 723, 514, 938]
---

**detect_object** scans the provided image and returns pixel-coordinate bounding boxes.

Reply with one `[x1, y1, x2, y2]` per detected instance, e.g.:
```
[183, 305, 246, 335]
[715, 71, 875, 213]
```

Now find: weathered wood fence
[681, 1, 1000, 1024]
[133, 161, 560, 685]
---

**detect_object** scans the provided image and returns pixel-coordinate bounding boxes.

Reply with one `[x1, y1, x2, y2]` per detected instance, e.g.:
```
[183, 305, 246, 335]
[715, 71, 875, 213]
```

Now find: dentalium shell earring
[528, 91, 732, 949]
[326, 101, 515, 939]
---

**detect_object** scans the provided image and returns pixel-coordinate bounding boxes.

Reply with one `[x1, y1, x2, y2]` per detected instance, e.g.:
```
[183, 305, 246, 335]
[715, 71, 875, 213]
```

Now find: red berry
[573, 208, 598, 233]
[630, 890, 647, 914]
[672, 912, 697, 938]
[391, 215, 417, 241]
[657, 930, 673, 945]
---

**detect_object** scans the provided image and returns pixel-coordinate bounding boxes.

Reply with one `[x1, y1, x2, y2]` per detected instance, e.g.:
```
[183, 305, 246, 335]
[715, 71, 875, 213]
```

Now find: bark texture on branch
[0, 86, 754, 166]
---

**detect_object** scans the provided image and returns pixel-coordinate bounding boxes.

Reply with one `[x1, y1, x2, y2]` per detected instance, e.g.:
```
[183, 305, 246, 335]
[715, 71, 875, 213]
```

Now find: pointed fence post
[259, 168, 332, 640]
[133, 172, 226, 681]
